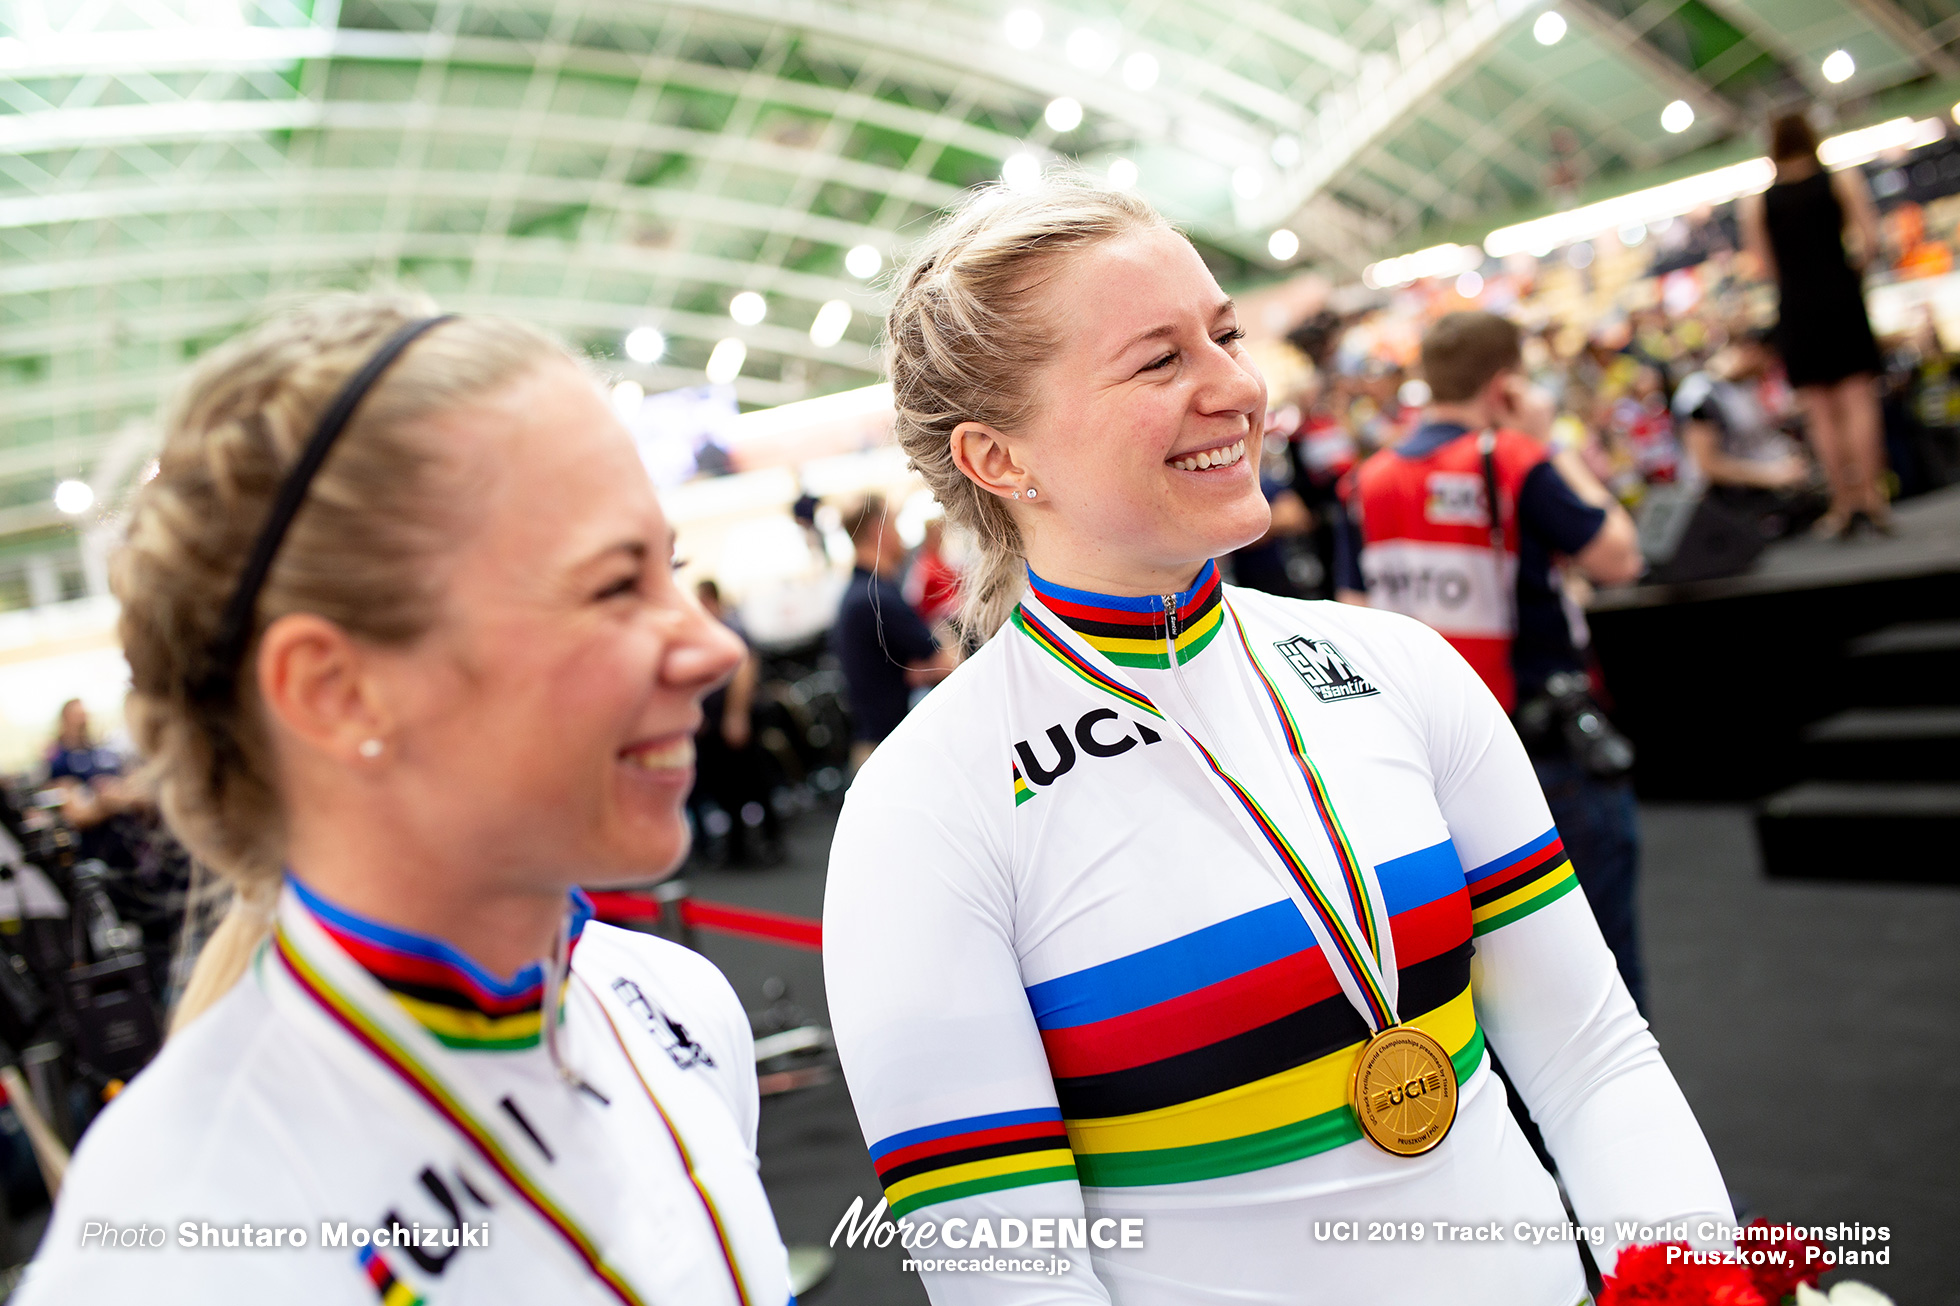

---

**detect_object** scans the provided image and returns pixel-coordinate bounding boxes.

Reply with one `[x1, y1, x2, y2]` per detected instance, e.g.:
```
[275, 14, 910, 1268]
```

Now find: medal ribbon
[1011, 603, 1397, 1032]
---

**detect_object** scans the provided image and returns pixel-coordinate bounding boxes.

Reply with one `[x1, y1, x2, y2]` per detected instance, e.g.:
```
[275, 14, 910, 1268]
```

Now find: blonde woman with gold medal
[822, 179, 1733, 1304]
[15, 299, 792, 1306]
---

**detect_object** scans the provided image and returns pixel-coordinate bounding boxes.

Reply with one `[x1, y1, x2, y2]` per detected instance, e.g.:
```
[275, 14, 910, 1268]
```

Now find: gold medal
[1349, 1024, 1458, 1156]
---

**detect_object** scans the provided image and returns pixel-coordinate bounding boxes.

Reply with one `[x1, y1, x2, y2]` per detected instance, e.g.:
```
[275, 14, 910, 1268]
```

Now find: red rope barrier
[584, 889, 823, 952]
[681, 899, 823, 951]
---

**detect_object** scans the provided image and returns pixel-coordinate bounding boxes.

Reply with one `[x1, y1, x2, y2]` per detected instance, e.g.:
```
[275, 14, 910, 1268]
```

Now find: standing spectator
[693, 581, 781, 864]
[1739, 110, 1889, 536]
[902, 514, 964, 633]
[1341, 311, 1651, 1014]
[833, 496, 954, 771]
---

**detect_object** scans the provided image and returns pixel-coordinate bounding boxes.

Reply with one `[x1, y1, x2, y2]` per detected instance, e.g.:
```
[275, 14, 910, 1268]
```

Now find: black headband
[193, 314, 455, 703]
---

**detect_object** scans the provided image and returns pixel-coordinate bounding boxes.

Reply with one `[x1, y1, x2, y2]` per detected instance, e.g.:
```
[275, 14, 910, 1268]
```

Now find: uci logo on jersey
[1275, 637, 1380, 703]
[1012, 708, 1163, 796]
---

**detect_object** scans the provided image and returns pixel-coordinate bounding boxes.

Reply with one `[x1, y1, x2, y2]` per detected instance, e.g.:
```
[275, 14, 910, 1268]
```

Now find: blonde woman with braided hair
[17, 295, 791, 1306]
[823, 177, 1731, 1304]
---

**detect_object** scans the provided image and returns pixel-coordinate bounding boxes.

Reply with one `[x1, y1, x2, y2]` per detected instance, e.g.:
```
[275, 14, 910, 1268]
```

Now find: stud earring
[1011, 489, 1022, 499]
[358, 738, 383, 759]
[1025, 486, 1038, 501]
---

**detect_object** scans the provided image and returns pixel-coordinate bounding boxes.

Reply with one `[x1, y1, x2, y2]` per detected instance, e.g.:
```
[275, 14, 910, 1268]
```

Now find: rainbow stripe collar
[1026, 561, 1224, 669]
[289, 875, 591, 1052]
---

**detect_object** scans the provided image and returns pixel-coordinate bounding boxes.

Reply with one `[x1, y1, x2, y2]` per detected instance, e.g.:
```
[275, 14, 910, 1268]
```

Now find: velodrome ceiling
[2, 0, 1956, 575]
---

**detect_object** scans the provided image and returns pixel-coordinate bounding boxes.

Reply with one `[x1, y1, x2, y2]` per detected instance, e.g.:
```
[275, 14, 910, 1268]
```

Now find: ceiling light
[611, 379, 645, 418]
[1533, 11, 1566, 45]
[1821, 49, 1854, 84]
[1002, 151, 1042, 191]
[1455, 270, 1484, 298]
[53, 480, 92, 515]
[624, 325, 665, 363]
[1270, 135, 1301, 168]
[729, 291, 766, 325]
[1267, 229, 1300, 261]
[1233, 166, 1266, 199]
[1618, 222, 1647, 246]
[1106, 157, 1138, 189]
[1661, 100, 1694, 134]
[1566, 242, 1594, 269]
[809, 300, 851, 348]
[1044, 97, 1083, 132]
[845, 244, 881, 278]
[1122, 51, 1159, 90]
[705, 338, 747, 385]
[1362, 243, 1484, 290]
[1004, 8, 1042, 49]
[1065, 27, 1115, 73]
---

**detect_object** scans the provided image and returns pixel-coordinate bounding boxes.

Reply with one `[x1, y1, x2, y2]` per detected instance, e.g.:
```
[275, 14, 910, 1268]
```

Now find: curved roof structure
[3, 0, 1955, 583]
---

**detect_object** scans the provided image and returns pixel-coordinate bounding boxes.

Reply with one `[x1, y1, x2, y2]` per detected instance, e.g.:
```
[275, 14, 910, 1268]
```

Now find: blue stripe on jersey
[1463, 828, 1560, 883]
[1023, 839, 1463, 1032]
[867, 1106, 1065, 1161]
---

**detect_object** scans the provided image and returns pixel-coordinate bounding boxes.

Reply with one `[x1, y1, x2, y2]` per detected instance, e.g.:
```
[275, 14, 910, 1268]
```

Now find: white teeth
[1171, 438, 1246, 472]
[628, 738, 695, 769]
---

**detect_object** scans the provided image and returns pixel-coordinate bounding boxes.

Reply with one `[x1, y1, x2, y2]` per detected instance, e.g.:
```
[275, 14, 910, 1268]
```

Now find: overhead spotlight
[1004, 8, 1042, 49]
[1233, 166, 1266, 200]
[1533, 10, 1566, 45]
[1455, 270, 1484, 298]
[1122, 51, 1159, 90]
[624, 325, 665, 363]
[1618, 222, 1647, 246]
[1566, 242, 1595, 269]
[1821, 49, 1854, 84]
[809, 300, 852, 348]
[705, 338, 747, 385]
[729, 291, 766, 325]
[1065, 27, 1115, 73]
[1107, 157, 1138, 189]
[1271, 134, 1301, 168]
[53, 480, 92, 516]
[1267, 229, 1300, 261]
[1660, 100, 1694, 134]
[1044, 97, 1083, 132]
[845, 244, 881, 278]
[611, 379, 645, 418]
[1002, 151, 1042, 192]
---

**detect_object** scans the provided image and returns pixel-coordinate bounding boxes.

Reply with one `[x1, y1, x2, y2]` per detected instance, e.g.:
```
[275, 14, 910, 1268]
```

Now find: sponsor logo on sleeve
[1274, 637, 1380, 702]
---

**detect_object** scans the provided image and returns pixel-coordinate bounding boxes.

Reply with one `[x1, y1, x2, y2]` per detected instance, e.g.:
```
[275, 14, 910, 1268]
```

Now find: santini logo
[1275, 637, 1379, 703]
[1014, 708, 1163, 789]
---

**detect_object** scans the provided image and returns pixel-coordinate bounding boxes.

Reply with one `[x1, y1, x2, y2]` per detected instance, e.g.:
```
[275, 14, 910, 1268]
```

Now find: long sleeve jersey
[824, 565, 1730, 1306]
[18, 882, 790, 1306]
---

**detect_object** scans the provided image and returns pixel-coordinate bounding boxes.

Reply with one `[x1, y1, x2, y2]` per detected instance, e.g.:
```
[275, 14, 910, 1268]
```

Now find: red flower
[1740, 1219, 1826, 1305]
[1602, 1242, 1767, 1306]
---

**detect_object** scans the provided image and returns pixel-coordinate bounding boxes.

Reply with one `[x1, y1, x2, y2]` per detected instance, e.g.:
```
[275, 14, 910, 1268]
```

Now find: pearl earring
[358, 739, 383, 759]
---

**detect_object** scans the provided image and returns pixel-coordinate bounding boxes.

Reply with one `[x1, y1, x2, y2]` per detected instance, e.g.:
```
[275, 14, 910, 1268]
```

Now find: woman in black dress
[1740, 111, 1889, 536]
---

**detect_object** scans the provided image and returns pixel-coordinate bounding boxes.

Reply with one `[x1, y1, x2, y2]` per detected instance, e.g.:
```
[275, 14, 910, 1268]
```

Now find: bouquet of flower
[1600, 1220, 1894, 1306]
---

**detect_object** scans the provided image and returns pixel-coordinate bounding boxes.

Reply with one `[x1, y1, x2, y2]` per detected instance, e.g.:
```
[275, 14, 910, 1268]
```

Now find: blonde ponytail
[884, 174, 1172, 639]
[118, 293, 569, 1030]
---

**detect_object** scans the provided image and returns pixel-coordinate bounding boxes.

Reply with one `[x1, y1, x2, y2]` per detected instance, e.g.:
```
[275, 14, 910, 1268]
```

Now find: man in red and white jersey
[1334, 312, 1650, 1013]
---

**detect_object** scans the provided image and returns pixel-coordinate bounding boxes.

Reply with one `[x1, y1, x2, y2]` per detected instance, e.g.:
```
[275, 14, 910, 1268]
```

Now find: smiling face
[988, 226, 1271, 594]
[370, 361, 743, 890]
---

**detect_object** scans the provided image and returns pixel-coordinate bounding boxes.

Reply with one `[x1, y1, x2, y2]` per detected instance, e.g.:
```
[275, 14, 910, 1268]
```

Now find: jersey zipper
[1164, 589, 1231, 759]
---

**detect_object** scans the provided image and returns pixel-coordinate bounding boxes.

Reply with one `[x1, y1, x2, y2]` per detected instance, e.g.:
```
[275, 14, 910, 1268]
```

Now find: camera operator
[1337, 311, 1650, 1015]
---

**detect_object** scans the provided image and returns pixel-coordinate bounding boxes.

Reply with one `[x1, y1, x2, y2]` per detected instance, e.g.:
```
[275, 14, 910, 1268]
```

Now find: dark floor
[688, 800, 1958, 1305]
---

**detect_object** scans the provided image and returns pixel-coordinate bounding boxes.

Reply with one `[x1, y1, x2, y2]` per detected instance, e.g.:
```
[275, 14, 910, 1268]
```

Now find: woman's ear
[950, 420, 1030, 502]
[254, 612, 391, 764]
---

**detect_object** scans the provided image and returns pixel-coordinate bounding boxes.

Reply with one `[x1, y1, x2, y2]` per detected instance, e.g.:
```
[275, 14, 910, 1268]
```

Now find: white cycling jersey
[17, 881, 791, 1306]
[824, 564, 1730, 1306]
